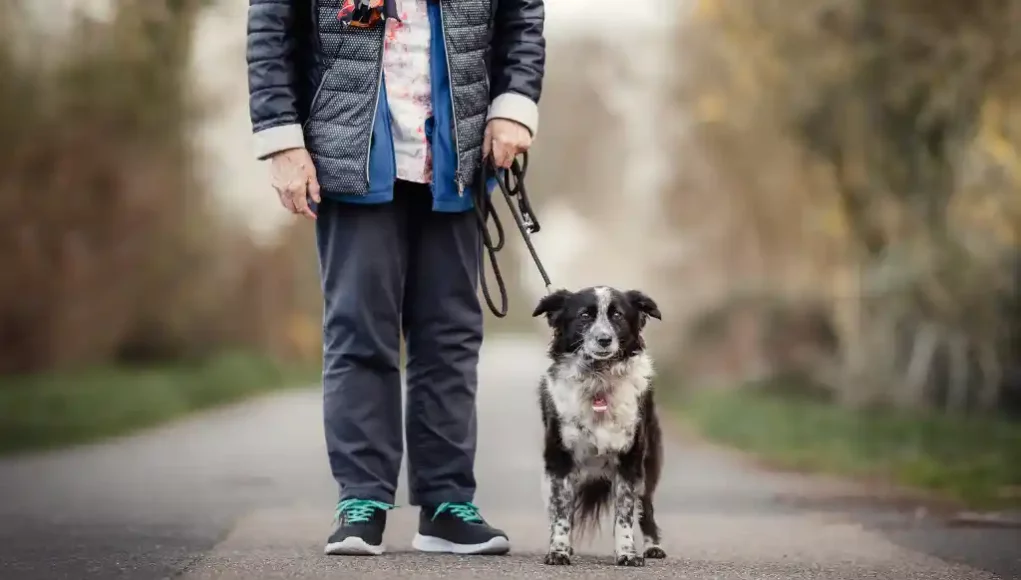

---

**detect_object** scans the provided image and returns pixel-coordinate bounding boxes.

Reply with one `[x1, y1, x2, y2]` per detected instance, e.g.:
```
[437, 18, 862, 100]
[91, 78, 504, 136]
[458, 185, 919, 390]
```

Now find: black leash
[473, 152, 553, 317]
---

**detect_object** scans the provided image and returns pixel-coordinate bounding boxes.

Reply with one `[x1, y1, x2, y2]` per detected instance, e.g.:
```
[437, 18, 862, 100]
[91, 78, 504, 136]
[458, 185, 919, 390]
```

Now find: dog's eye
[579, 311, 592, 319]
[611, 310, 623, 320]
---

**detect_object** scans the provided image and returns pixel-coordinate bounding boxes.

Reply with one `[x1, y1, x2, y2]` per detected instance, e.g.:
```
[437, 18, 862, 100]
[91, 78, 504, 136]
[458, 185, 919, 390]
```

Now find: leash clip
[520, 211, 535, 232]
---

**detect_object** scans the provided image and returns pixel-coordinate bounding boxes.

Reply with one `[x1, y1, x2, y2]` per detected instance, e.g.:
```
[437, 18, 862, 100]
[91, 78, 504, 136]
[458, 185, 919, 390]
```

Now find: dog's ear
[625, 290, 662, 322]
[532, 289, 573, 325]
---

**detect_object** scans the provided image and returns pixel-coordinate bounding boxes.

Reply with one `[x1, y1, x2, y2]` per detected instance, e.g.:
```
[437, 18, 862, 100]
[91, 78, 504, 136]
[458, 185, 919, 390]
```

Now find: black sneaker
[324, 499, 394, 556]
[411, 502, 510, 555]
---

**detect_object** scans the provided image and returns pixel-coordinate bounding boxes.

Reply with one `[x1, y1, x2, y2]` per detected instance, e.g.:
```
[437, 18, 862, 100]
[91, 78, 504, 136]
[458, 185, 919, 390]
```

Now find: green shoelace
[335, 499, 395, 524]
[432, 501, 483, 523]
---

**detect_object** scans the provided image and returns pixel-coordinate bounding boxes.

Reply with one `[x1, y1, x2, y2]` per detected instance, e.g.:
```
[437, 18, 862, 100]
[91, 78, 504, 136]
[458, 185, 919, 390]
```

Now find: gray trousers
[316, 181, 482, 507]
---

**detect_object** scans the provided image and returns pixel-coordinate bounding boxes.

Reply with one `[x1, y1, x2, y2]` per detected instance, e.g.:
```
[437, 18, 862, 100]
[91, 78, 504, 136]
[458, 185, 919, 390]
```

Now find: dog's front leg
[543, 474, 575, 565]
[613, 476, 644, 566]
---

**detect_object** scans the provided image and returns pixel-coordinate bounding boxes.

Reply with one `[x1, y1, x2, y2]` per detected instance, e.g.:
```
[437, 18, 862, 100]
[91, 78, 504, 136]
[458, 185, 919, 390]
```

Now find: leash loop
[473, 152, 553, 318]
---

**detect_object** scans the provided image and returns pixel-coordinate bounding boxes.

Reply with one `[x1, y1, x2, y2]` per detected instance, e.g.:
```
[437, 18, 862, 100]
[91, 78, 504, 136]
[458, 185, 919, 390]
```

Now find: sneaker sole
[411, 533, 511, 555]
[324, 537, 385, 556]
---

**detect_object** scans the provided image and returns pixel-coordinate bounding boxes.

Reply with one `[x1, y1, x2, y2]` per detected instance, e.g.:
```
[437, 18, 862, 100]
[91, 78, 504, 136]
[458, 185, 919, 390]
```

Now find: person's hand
[268, 147, 321, 220]
[483, 119, 532, 169]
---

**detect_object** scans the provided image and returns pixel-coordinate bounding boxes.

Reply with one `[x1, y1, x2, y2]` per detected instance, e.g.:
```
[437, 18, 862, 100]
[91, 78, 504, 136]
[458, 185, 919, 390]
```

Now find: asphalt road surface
[1, 336, 1018, 580]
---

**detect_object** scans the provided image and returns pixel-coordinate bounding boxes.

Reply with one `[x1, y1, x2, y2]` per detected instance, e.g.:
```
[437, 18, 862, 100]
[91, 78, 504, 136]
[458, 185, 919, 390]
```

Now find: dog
[532, 286, 665, 567]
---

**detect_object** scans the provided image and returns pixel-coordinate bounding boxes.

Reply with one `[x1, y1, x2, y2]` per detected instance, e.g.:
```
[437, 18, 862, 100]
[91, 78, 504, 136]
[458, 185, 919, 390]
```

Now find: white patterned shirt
[382, 0, 433, 184]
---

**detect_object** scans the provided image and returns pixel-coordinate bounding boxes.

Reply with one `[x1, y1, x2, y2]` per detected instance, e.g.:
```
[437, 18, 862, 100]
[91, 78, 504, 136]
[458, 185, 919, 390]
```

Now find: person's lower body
[316, 181, 509, 556]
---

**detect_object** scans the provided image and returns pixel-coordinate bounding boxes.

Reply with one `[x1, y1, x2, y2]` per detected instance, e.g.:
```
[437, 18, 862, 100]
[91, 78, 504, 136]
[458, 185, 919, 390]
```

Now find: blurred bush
[672, 0, 1021, 413]
[0, 0, 320, 374]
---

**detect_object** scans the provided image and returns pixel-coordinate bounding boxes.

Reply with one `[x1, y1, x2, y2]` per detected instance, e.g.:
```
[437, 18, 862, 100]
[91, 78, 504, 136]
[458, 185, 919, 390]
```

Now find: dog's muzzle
[583, 332, 619, 360]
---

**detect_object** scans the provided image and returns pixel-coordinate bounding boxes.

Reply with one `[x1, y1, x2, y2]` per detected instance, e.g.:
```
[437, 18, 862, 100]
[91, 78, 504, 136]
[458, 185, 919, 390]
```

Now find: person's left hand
[483, 119, 532, 169]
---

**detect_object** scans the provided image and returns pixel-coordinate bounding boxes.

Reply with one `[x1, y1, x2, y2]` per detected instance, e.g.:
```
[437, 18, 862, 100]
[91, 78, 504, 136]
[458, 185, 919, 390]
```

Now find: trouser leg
[317, 194, 410, 503]
[400, 182, 484, 506]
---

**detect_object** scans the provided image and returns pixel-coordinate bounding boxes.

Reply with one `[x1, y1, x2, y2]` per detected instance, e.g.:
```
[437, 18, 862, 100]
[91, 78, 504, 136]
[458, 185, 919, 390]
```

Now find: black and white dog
[533, 286, 665, 567]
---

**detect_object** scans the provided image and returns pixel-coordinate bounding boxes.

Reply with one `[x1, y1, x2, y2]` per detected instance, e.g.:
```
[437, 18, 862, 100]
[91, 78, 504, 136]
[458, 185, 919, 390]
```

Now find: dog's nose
[596, 336, 613, 348]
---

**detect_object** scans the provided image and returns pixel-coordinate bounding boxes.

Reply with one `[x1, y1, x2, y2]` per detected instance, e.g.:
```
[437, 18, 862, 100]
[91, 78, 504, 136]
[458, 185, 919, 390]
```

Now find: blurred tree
[673, 0, 1021, 412]
[0, 0, 318, 374]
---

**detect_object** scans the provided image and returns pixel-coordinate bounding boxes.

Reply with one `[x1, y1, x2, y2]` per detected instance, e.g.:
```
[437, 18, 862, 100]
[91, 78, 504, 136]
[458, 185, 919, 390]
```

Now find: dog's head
[532, 286, 662, 362]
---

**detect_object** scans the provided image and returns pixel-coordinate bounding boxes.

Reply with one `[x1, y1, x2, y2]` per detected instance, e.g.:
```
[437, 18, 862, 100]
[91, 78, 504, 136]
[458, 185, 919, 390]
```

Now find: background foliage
[668, 0, 1021, 414]
[0, 0, 320, 375]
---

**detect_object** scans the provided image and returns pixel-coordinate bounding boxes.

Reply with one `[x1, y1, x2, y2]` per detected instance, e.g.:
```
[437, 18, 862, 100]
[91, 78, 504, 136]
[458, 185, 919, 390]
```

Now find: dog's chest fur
[545, 353, 653, 462]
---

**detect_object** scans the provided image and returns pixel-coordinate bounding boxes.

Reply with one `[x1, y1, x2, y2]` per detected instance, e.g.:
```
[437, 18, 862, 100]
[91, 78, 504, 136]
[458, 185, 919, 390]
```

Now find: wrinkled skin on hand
[268, 147, 321, 220]
[484, 119, 533, 169]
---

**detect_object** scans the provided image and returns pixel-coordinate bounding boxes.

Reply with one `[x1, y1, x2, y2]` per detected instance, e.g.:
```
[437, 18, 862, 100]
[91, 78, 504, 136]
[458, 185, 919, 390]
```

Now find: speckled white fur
[545, 351, 654, 462]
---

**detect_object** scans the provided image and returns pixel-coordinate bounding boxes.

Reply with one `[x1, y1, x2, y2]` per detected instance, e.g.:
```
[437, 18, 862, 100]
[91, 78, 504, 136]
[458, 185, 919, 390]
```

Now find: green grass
[0, 352, 319, 456]
[670, 387, 1021, 509]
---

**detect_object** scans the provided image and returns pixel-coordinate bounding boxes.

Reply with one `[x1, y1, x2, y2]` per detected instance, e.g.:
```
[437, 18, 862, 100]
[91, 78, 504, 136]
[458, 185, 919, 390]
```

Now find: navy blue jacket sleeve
[247, 0, 306, 157]
[491, 0, 546, 102]
[488, 0, 546, 134]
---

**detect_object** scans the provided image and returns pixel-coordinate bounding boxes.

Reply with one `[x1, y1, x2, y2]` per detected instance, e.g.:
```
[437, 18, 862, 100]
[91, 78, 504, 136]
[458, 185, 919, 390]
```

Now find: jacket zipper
[304, 73, 329, 130]
[437, 3, 464, 195]
[366, 28, 386, 187]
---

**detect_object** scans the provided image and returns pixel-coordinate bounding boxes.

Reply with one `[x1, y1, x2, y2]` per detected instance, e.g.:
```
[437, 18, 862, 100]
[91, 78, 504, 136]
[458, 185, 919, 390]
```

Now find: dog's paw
[643, 546, 667, 559]
[543, 551, 572, 566]
[616, 554, 645, 567]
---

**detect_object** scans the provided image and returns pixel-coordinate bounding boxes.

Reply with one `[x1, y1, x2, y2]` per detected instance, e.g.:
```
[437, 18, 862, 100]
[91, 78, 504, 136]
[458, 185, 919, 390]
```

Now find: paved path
[0, 336, 1018, 579]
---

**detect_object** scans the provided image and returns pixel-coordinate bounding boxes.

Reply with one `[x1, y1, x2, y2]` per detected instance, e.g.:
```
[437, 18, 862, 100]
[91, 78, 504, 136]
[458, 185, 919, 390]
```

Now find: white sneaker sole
[324, 536, 385, 556]
[412, 533, 511, 555]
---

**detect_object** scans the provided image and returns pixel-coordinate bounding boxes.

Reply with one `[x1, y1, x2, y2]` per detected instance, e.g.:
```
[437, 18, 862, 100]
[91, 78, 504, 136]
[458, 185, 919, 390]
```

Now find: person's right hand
[268, 147, 321, 220]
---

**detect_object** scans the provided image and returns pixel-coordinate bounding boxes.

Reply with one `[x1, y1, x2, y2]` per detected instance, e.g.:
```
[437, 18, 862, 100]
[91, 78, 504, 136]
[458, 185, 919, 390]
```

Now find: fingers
[276, 178, 314, 219]
[492, 140, 523, 169]
[269, 148, 319, 220]
[489, 129, 515, 169]
[299, 169, 320, 220]
[485, 120, 532, 169]
[278, 189, 298, 213]
[291, 181, 316, 220]
[307, 173, 322, 204]
[492, 141, 514, 169]
[294, 197, 316, 220]
[482, 123, 493, 160]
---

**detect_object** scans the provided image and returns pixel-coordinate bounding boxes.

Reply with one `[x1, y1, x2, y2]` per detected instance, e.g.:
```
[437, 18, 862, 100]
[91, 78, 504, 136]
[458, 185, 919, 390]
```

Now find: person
[246, 0, 545, 557]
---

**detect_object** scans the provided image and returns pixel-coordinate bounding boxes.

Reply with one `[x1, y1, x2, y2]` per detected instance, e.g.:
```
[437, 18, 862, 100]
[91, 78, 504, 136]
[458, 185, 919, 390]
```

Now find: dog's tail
[572, 478, 612, 541]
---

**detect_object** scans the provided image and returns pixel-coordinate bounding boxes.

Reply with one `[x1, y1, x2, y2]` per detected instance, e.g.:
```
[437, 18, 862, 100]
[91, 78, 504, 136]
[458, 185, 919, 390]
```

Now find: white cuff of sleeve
[253, 124, 306, 160]
[487, 92, 539, 137]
